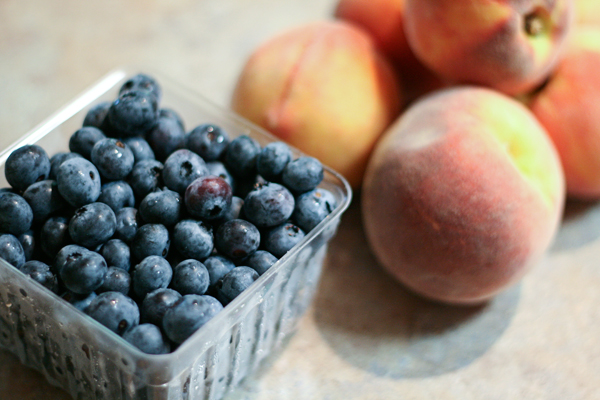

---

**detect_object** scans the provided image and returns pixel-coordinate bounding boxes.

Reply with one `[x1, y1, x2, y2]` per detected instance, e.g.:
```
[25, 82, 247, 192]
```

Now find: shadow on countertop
[313, 198, 520, 379]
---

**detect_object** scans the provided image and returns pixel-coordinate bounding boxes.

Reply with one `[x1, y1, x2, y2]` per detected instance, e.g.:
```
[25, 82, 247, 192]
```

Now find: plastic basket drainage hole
[19, 288, 27, 297]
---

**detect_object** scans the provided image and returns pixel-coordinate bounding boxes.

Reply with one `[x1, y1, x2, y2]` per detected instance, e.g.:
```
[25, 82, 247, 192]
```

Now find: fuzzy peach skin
[230, 21, 402, 188]
[362, 87, 565, 305]
[575, 0, 600, 26]
[334, 0, 444, 103]
[528, 28, 600, 198]
[404, 0, 573, 96]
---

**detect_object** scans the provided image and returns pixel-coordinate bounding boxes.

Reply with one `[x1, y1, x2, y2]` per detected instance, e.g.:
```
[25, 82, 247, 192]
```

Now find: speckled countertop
[1, 1, 599, 399]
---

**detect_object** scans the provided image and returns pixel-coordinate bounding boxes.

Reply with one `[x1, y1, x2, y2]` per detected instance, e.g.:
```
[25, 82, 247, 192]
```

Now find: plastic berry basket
[0, 67, 352, 400]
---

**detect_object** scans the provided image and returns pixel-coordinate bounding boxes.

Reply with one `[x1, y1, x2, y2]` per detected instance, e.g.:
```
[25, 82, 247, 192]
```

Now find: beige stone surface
[1, 1, 600, 400]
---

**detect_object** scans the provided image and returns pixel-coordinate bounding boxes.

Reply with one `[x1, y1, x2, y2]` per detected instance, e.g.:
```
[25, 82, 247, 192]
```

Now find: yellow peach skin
[362, 87, 565, 305]
[404, 0, 573, 96]
[231, 21, 402, 188]
[528, 27, 600, 198]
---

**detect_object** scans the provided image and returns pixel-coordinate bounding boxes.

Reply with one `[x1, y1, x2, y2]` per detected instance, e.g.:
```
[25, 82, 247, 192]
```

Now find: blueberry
[49, 152, 83, 180]
[138, 188, 182, 227]
[82, 101, 111, 129]
[54, 244, 88, 276]
[22, 180, 66, 222]
[146, 113, 186, 161]
[59, 247, 107, 294]
[97, 266, 131, 295]
[242, 182, 294, 228]
[114, 207, 140, 243]
[69, 203, 117, 249]
[107, 89, 159, 137]
[141, 288, 182, 327]
[132, 255, 173, 298]
[0, 192, 33, 236]
[263, 222, 306, 258]
[203, 255, 235, 286]
[62, 291, 97, 313]
[214, 266, 259, 305]
[19, 260, 58, 293]
[184, 176, 232, 221]
[292, 188, 337, 232]
[40, 216, 71, 258]
[123, 323, 170, 354]
[99, 239, 131, 271]
[86, 291, 140, 335]
[172, 219, 213, 261]
[91, 138, 135, 181]
[127, 159, 164, 200]
[56, 157, 101, 207]
[256, 141, 292, 182]
[246, 250, 278, 275]
[5, 145, 51, 191]
[206, 161, 235, 192]
[162, 294, 223, 344]
[69, 127, 106, 160]
[0, 234, 26, 268]
[97, 181, 135, 212]
[17, 230, 35, 261]
[162, 149, 208, 194]
[131, 224, 170, 260]
[171, 259, 210, 295]
[223, 135, 261, 178]
[122, 137, 155, 162]
[119, 73, 162, 103]
[186, 124, 229, 162]
[214, 219, 260, 262]
[281, 156, 324, 193]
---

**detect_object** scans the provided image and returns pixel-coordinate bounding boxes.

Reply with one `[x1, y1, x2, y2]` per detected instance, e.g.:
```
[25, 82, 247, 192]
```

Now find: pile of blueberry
[0, 74, 337, 355]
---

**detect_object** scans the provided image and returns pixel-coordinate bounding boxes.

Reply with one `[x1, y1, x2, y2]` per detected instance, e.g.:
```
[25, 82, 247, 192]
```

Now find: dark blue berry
[17, 230, 35, 261]
[69, 202, 116, 249]
[203, 255, 236, 286]
[19, 260, 58, 293]
[256, 141, 292, 182]
[132, 255, 173, 298]
[5, 145, 51, 191]
[91, 138, 135, 180]
[86, 291, 140, 335]
[122, 137, 155, 162]
[184, 176, 232, 221]
[119, 73, 162, 103]
[0, 192, 33, 236]
[56, 157, 101, 207]
[146, 113, 186, 161]
[223, 135, 261, 178]
[246, 250, 278, 275]
[127, 159, 164, 200]
[22, 180, 66, 222]
[114, 207, 139, 243]
[131, 224, 170, 260]
[162, 294, 223, 344]
[99, 239, 131, 271]
[186, 124, 229, 161]
[69, 127, 106, 160]
[214, 266, 259, 305]
[0, 234, 26, 268]
[107, 89, 159, 138]
[49, 152, 82, 180]
[292, 188, 337, 232]
[172, 219, 213, 261]
[242, 182, 294, 228]
[281, 156, 324, 193]
[98, 181, 135, 212]
[141, 288, 181, 327]
[171, 259, 210, 295]
[139, 188, 182, 227]
[263, 222, 306, 258]
[97, 266, 131, 295]
[59, 247, 107, 295]
[82, 101, 111, 129]
[214, 219, 260, 262]
[162, 149, 208, 194]
[123, 323, 170, 354]
[40, 216, 71, 258]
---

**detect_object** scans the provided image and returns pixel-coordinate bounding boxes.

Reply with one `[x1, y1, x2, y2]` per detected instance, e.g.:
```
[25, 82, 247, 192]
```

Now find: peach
[334, 0, 444, 103]
[404, 0, 574, 96]
[362, 87, 565, 305]
[575, 0, 600, 27]
[527, 27, 600, 199]
[230, 21, 402, 188]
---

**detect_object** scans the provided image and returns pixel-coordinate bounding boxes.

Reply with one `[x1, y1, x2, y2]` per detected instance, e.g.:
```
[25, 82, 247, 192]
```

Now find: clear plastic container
[0, 68, 352, 400]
